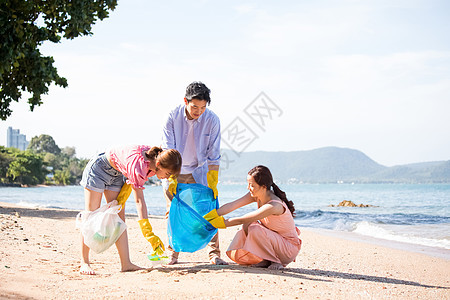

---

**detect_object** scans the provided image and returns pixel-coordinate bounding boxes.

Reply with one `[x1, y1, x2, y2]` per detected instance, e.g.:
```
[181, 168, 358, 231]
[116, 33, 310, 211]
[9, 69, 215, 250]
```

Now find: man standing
[162, 81, 227, 265]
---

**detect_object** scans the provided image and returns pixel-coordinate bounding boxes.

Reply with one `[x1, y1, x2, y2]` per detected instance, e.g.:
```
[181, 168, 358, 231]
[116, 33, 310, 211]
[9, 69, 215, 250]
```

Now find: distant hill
[370, 160, 450, 183]
[219, 147, 450, 184]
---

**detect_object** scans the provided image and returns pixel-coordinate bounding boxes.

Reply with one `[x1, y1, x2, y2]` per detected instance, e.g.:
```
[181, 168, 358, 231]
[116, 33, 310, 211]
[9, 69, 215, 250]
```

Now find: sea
[1, 183, 449, 257]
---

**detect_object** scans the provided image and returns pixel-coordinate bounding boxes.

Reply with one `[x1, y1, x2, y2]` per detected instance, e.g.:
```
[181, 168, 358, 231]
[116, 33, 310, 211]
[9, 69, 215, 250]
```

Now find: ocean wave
[295, 210, 355, 230]
[295, 210, 450, 249]
[16, 201, 72, 211]
[353, 221, 450, 249]
[295, 210, 450, 228]
[17, 201, 42, 209]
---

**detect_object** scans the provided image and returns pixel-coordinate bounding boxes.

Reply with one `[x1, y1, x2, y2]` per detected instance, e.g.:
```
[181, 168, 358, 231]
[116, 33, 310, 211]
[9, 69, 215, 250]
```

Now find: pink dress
[226, 200, 302, 266]
[108, 145, 156, 189]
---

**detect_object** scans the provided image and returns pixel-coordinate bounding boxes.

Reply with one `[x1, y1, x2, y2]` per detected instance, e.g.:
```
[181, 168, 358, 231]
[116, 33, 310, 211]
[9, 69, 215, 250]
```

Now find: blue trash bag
[168, 183, 218, 252]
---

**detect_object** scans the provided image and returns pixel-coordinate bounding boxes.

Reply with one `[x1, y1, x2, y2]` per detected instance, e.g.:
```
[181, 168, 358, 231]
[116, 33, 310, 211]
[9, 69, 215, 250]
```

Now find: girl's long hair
[248, 165, 295, 216]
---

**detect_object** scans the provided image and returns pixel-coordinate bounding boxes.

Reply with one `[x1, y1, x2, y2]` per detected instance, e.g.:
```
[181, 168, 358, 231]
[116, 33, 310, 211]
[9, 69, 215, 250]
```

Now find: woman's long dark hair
[248, 165, 295, 216]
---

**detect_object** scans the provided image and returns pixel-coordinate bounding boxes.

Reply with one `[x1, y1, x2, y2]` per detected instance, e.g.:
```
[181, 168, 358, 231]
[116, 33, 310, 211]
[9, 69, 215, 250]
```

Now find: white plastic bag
[76, 200, 127, 254]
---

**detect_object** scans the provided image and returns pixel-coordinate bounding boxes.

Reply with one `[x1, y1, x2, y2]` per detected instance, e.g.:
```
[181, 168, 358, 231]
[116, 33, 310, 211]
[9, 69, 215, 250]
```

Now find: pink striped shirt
[108, 145, 156, 189]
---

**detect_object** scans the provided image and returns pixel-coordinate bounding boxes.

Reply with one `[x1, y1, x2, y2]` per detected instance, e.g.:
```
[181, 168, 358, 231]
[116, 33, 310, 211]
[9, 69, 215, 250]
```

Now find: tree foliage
[0, 146, 15, 180]
[0, 0, 118, 120]
[6, 150, 46, 185]
[1, 135, 87, 185]
[53, 169, 72, 185]
[28, 134, 61, 154]
[62, 146, 76, 158]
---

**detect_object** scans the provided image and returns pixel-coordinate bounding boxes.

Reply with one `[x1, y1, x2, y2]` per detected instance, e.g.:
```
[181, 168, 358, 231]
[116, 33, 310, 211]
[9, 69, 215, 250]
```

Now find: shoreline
[306, 227, 450, 260]
[1, 201, 450, 299]
[1, 200, 449, 260]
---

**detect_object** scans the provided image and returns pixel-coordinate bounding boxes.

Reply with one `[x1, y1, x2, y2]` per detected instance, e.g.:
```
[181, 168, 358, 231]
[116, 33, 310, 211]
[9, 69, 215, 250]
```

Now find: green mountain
[370, 161, 450, 183]
[219, 147, 449, 183]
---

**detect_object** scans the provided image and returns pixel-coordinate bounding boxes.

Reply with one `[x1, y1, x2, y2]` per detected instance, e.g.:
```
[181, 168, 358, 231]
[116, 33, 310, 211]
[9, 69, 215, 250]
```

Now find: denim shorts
[80, 153, 125, 193]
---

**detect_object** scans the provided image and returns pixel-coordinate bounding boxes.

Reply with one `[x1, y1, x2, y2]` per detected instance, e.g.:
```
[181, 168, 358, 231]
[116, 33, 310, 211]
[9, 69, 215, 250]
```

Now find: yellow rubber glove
[138, 219, 165, 253]
[207, 170, 219, 199]
[117, 183, 132, 208]
[168, 175, 178, 196]
[203, 208, 219, 221]
[151, 246, 165, 256]
[208, 216, 226, 229]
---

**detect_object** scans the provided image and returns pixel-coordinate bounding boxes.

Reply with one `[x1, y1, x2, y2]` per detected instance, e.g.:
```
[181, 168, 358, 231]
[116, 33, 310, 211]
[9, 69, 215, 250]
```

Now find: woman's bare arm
[216, 192, 255, 216]
[133, 188, 148, 220]
[224, 201, 284, 227]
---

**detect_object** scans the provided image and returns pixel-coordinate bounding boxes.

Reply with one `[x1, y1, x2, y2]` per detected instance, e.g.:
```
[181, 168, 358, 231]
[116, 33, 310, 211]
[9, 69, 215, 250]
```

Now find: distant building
[7, 127, 29, 151]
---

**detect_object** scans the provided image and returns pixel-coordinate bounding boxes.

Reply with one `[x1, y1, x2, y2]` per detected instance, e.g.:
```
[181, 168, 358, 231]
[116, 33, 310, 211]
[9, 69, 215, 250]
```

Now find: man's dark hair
[185, 81, 211, 104]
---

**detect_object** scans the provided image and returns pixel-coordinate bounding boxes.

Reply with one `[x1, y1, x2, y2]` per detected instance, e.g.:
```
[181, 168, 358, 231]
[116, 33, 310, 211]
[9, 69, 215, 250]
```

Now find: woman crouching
[204, 165, 301, 269]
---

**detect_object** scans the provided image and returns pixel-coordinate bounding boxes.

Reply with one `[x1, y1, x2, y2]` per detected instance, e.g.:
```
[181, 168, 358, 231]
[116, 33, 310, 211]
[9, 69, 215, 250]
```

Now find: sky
[1, 0, 450, 167]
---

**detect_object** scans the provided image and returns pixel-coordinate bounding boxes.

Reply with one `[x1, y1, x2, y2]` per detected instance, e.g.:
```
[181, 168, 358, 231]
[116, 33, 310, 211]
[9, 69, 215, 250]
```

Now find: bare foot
[268, 262, 284, 270]
[80, 263, 96, 275]
[251, 260, 271, 268]
[167, 257, 178, 265]
[210, 257, 228, 265]
[121, 263, 144, 272]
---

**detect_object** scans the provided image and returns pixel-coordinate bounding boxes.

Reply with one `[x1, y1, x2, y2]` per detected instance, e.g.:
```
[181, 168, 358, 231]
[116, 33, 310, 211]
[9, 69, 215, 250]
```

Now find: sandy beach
[1, 201, 449, 299]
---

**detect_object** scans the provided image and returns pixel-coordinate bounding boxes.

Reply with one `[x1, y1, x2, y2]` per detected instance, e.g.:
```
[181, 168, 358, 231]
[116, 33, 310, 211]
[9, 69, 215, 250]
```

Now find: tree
[6, 150, 47, 185]
[1, 134, 88, 185]
[0, 146, 14, 181]
[53, 169, 73, 185]
[62, 146, 76, 158]
[42, 152, 60, 170]
[67, 158, 86, 181]
[0, 0, 118, 120]
[28, 134, 61, 154]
